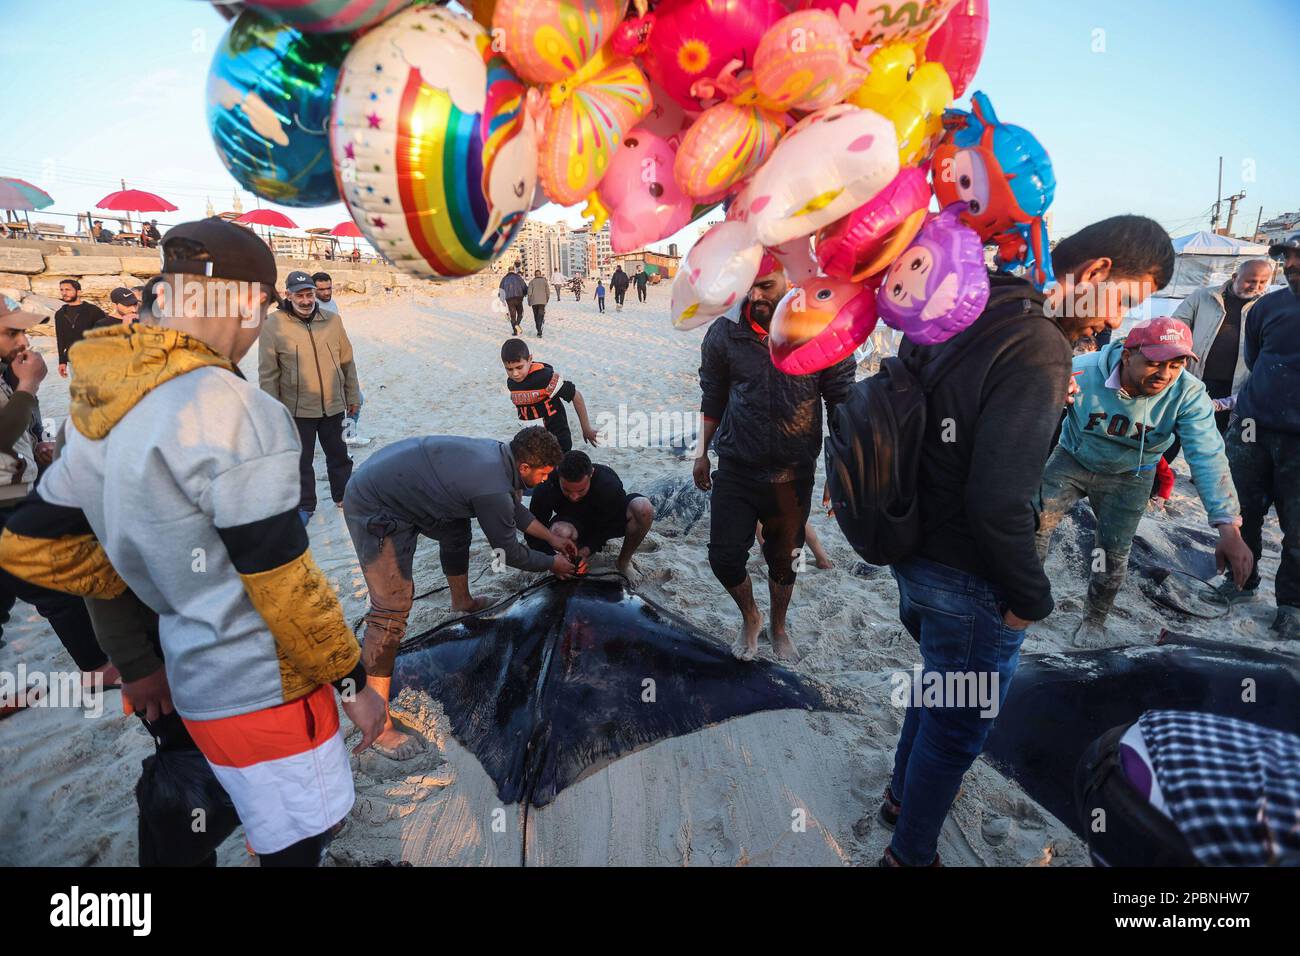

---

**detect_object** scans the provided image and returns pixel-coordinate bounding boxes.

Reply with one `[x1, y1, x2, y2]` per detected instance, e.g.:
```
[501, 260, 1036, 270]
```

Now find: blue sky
[1, 0, 1296, 253]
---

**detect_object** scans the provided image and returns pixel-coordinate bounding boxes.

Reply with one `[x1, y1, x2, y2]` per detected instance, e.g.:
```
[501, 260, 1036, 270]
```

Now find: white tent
[1165, 231, 1272, 298]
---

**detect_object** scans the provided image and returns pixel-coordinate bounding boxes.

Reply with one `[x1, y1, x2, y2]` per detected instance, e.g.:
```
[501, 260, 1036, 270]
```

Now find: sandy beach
[0, 282, 1287, 867]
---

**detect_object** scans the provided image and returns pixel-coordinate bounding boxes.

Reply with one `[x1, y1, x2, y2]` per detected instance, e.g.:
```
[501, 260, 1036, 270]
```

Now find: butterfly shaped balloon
[495, 0, 651, 207]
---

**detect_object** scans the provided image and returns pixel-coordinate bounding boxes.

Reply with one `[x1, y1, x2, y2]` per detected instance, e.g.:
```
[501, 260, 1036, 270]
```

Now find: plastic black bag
[135, 713, 241, 867]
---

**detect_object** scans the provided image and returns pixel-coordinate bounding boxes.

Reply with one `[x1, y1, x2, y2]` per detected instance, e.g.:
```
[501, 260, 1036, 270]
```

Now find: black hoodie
[899, 273, 1073, 620]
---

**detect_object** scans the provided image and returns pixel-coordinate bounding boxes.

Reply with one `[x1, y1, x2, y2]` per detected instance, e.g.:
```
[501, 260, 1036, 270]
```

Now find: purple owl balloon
[876, 203, 990, 345]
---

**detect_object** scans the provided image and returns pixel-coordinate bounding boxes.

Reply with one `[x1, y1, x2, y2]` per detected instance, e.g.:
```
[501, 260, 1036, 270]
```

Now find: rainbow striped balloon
[247, 0, 413, 34]
[330, 5, 537, 280]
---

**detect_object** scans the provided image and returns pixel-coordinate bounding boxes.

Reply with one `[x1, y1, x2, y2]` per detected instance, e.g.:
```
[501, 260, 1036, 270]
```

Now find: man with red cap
[694, 254, 854, 661]
[1035, 316, 1254, 644]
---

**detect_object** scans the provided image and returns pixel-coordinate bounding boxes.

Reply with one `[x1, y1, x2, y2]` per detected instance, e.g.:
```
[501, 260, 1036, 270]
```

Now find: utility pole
[1224, 190, 1246, 236]
[1253, 206, 1264, 242]
[1211, 156, 1223, 232]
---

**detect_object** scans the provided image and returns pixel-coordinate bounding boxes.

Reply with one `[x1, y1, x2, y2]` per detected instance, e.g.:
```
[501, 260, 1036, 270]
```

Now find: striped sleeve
[209, 451, 364, 694]
[0, 488, 127, 599]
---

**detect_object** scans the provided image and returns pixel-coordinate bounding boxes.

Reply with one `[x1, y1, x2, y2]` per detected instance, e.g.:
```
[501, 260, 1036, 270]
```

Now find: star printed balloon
[330, 5, 538, 279]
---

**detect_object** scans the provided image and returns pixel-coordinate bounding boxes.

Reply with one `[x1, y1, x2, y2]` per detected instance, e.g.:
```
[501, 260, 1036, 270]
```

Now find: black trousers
[532, 304, 545, 334]
[613, 286, 626, 306]
[707, 470, 813, 589]
[506, 296, 524, 331]
[636, 284, 647, 301]
[295, 413, 352, 512]
[0, 504, 106, 670]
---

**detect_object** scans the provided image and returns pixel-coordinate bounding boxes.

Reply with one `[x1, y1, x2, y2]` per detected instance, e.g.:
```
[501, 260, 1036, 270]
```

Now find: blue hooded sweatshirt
[1058, 340, 1240, 526]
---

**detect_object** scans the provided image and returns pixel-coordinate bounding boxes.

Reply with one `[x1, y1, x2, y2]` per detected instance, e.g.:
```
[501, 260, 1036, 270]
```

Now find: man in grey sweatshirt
[342, 426, 579, 757]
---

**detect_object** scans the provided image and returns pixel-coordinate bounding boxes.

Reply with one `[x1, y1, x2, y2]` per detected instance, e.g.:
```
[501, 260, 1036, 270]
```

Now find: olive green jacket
[259, 305, 360, 418]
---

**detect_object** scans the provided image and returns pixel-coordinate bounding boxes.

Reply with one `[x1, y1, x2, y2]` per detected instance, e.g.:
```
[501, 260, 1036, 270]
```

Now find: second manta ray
[391, 575, 838, 807]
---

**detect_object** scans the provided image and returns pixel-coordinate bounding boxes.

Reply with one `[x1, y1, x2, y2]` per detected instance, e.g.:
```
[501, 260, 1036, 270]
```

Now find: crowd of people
[501, 263, 653, 330]
[0, 210, 1295, 868]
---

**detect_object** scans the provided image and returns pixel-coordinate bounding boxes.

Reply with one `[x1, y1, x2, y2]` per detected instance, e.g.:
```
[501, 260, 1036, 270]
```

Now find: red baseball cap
[1125, 317, 1198, 362]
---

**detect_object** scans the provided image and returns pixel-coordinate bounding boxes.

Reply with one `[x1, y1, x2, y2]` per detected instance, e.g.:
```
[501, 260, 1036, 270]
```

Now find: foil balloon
[932, 91, 1056, 288]
[845, 42, 953, 166]
[769, 276, 878, 374]
[924, 0, 988, 98]
[753, 10, 863, 112]
[207, 10, 350, 207]
[533, 46, 652, 206]
[640, 80, 692, 148]
[331, 5, 536, 280]
[670, 220, 763, 330]
[815, 166, 930, 282]
[585, 127, 693, 254]
[876, 203, 989, 345]
[492, 0, 625, 84]
[766, 236, 819, 283]
[617, 0, 787, 113]
[245, 0, 413, 33]
[674, 99, 785, 202]
[797, 0, 960, 47]
[729, 104, 900, 248]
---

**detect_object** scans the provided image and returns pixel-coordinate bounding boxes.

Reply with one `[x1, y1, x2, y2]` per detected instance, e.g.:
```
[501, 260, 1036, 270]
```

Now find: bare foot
[372, 720, 427, 761]
[1071, 615, 1109, 648]
[769, 628, 800, 662]
[616, 557, 643, 586]
[732, 616, 763, 661]
[450, 596, 489, 614]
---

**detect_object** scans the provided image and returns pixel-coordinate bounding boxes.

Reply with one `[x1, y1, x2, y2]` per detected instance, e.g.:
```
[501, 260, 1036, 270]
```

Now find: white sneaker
[344, 433, 372, 446]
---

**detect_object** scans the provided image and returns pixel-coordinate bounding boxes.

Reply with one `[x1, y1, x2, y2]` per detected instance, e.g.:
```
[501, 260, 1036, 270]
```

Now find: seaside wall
[0, 238, 496, 316]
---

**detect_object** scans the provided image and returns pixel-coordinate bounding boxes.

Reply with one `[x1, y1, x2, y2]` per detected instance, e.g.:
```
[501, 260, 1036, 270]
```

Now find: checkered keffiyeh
[1140, 710, 1300, 866]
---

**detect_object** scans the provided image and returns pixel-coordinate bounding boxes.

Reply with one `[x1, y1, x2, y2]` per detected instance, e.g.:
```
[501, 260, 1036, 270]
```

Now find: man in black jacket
[695, 256, 854, 661]
[53, 279, 111, 377]
[879, 215, 1176, 868]
[610, 265, 630, 311]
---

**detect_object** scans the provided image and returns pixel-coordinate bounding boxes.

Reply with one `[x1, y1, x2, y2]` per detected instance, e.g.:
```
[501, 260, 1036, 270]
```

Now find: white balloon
[670, 220, 763, 330]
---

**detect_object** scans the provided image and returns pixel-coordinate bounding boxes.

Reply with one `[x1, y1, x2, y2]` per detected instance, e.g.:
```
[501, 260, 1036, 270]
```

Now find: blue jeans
[888, 557, 1029, 865]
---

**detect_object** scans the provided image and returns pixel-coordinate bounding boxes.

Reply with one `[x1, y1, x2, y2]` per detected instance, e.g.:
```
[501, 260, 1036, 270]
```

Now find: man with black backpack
[696, 255, 854, 661]
[826, 215, 1175, 867]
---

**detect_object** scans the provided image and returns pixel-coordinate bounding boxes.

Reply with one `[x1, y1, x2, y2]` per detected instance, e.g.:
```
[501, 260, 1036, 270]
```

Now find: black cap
[1268, 232, 1300, 258]
[284, 270, 315, 293]
[159, 217, 277, 288]
[110, 287, 138, 306]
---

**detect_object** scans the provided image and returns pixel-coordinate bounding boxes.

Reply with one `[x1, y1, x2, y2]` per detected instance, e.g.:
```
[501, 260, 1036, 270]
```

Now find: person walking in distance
[499, 265, 528, 336]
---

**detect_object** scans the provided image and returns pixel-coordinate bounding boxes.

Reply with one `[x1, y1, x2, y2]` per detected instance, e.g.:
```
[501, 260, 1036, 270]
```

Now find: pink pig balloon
[769, 276, 878, 374]
[590, 127, 695, 254]
[924, 0, 989, 98]
[876, 203, 990, 345]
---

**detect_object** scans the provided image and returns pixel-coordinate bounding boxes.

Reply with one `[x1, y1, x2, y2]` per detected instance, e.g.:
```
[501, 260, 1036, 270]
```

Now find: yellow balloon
[847, 42, 953, 167]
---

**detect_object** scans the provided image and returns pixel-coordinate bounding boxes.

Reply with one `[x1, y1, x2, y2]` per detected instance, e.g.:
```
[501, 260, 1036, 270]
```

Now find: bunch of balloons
[202, 0, 1054, 350]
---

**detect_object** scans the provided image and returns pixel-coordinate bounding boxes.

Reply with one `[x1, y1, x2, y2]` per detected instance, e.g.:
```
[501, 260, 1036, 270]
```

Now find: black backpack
[824, 289, 1040, 566]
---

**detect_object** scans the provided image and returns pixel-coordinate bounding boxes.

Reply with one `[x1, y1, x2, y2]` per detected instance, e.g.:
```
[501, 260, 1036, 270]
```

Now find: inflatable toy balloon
[932, 91, 1056, 288]
[797, 0, 959, 47]
[753, 10, 863, 112]
[766, 236, 819, 283]
[730, 104, 900, 248]
[331, 5, 536, 280]
[876, 203, 989, 345]
[670, 220, 763, 330]
[492, 0, 625, 85]
[924, 0, 988, 98]
[815, 166, 930, 282]
[769, 276, 878, 374]
[469, 0, 496, 30]
[621, 0, 787, 113]
[207, 10, 350, 207]
[585, 127, 693, 254]
[674, 99, 785, 202]
[846, 42, 953, 166]
[640, 81, 692, 148]
[245, 0, 413, 33]
[533, 46, 652, 206]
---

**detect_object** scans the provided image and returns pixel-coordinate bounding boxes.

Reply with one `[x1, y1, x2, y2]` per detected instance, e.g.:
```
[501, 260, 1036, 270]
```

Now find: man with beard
[53, 279, 109, 377]
[1173, 258, 1273, 436]
[1035, 317, 1252, 645]
[1215, 233, 1300, 640]
[695, 255, 853, 661]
